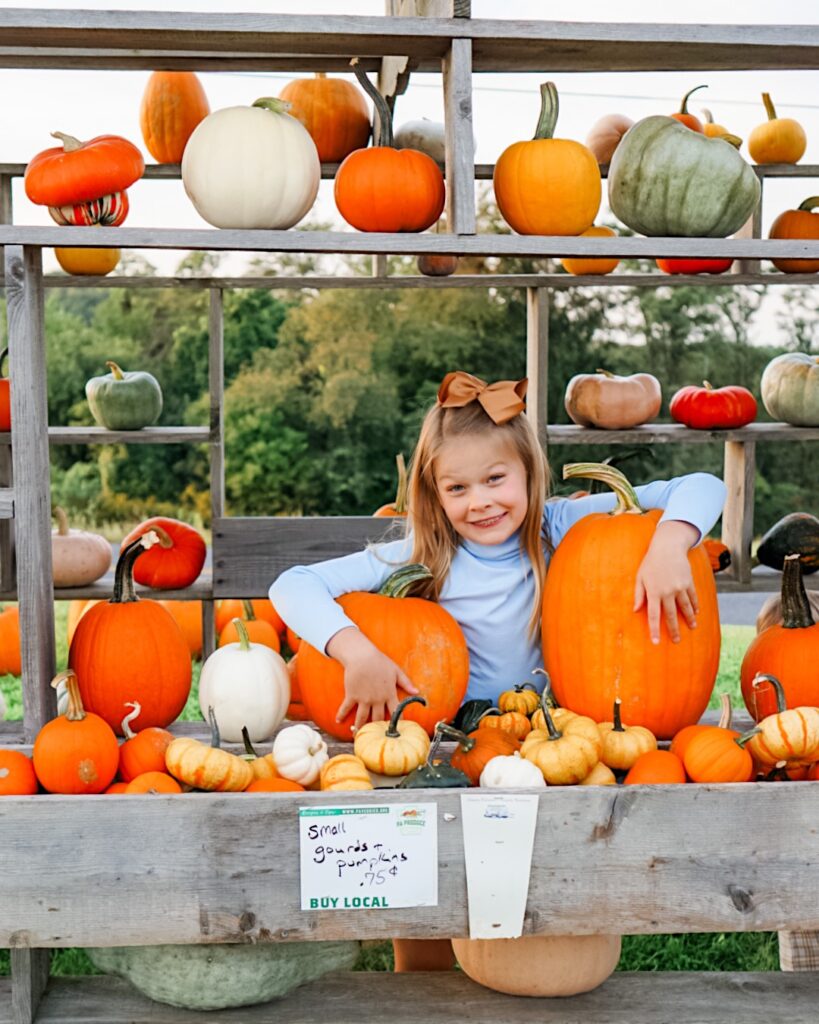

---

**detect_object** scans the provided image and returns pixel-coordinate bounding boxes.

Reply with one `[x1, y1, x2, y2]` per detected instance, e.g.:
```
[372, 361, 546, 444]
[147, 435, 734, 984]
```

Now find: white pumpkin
[273, 723, 328, 786]
[198, 619, 289, 743]
[394, 118, 447, 164]
[479, 753, 546, 789]
[51, 506, 111, 588]
[181, 98, 320, 229]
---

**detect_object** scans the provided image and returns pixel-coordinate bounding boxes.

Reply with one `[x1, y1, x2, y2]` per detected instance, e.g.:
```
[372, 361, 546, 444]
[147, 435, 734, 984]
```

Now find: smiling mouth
[471, 512, 507, 528]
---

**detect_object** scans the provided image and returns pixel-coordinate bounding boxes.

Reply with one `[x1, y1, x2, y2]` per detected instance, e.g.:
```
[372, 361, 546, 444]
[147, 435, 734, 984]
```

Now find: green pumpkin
[87, 940, 359, 1010]
[608, 116, 760, 237]
[760, 352, 819, 426]
[757, 512, 819, 575]
[85, 360, 163, 430]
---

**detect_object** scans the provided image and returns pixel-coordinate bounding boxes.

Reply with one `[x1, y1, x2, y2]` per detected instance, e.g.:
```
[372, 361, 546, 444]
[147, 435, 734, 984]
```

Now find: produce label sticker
[460, 793, 539, 939]
[299, 803, 438, 911]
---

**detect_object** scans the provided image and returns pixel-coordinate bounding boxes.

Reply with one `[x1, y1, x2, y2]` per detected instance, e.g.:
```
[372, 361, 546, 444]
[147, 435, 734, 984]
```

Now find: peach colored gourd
[564, 369, 662, 429]
[584, 113, 634, 165]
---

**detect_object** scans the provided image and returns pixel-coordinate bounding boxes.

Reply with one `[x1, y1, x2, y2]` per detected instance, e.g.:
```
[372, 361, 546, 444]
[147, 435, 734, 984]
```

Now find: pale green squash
[85, 360, 163, 430]
[87, 940, 359, 1010]
[760, 352, 819, 426]
[608, 116, 760, 237]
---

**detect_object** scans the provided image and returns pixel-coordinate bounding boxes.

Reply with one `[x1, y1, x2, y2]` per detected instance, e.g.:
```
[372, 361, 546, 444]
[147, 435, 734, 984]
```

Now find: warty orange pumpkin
[542, 462, 720, 739]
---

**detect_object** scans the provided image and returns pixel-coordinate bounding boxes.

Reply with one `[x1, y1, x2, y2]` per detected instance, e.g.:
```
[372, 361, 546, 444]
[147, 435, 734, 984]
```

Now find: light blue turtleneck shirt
[268, 473, 727, 704]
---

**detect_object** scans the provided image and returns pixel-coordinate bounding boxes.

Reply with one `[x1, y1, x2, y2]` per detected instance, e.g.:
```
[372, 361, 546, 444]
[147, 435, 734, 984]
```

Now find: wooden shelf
[44, 426, 208, 444]
[545, 422, 819, 444]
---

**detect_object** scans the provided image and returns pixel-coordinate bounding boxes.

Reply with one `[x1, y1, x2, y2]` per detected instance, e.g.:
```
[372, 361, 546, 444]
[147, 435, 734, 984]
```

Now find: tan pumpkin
[165, 707, 252, 792]
[579, 761, 617, 786]
[51, 506, 111, 587]
[521, 703, 600, 786]
[353, 695, 430, 776]
[584, 113, 634, 165]
[597, 698, 658, 771]
[320, 754, 373, 792]
[452, 934, 621, 997]
[564, 369, 662, 429]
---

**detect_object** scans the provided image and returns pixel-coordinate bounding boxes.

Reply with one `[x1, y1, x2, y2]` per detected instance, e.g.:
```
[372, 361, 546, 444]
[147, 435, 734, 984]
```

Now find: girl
[269, 369, 727, 970]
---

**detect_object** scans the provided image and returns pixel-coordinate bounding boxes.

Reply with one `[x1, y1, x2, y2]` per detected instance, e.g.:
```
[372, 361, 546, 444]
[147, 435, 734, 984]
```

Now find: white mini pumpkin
[51, 506, 111, 588]
[198, 619, 290, 743]
[273, 723, 328, 786]
[181, 98, 320, 229]
[479, 752, 546, 789]
[394, 118, 447, 164]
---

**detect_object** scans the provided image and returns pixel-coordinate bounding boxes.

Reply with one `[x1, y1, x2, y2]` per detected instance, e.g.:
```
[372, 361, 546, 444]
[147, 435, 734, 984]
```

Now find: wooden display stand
[1, 5, 819, 1022]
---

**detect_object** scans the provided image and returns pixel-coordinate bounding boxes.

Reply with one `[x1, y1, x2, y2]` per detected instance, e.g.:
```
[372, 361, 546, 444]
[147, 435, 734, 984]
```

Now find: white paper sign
[299, 803, 438, 911]
[460, 793, 539, 939]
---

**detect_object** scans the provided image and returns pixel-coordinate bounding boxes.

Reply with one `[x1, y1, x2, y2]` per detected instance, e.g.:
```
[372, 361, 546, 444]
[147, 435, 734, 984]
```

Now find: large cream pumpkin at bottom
[181, 99, 320, 229]
[452, 934, 621, 997]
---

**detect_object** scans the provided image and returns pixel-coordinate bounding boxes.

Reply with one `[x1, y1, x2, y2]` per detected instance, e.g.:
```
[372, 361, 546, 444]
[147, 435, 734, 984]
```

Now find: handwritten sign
[299, 803, 438, 911]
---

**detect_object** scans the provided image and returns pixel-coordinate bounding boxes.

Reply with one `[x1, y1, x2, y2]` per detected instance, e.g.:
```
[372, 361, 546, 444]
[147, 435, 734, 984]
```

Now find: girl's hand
[326, 626, 419, 732]
[633, 521, 701, 644]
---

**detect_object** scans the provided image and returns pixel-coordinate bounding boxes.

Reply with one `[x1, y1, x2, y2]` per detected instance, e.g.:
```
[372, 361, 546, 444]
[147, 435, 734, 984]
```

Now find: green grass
[1, 620, 773, 978]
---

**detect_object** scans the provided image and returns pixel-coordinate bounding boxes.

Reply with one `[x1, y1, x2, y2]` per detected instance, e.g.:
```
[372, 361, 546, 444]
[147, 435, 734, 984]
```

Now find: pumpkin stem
[515, 682, 538, 694]
[702, 381, 714, 390]
[378, 563, 433, 598]
[393, 453, 408, 515]
[717, 692, 733, 730]
[562, 463, 645, 515]
[537, 691, 563, 742]
[52, 669, 85, 721]
[532, 667, 558, 707]
[315, 72, 327, 80]
[434, 721, 475, 753]
[105, 360, 125, 381]
[595, 368, 617, 378]
[252, 97, 293, 117]
[752, 672, 787, 715]
[701, 107, 714, 124]
[231, 617, 251, 652]
[241, 599, 256, 622]
[612, 698, 625, 733]
[50, 131, 84, 153]
[113, 531, 159, 604]
[719, 133, 743, 150]
[386, 694, 427, 739]
[735, 726, 762, 749]
[797, 196, 819, 213]
[0, 347, 8, 378]
[350, 58, 393, 148]
[121, 700, 141, 740]
[207, 705, 222, 749]
[241, 725, 259, 758]
[780, 553, 815, 629]
[679, 84, 707, 114]
[152, 526, 173, 550]
[53, 505, 70, 537]
[761, 92, 778, 121]
[534, 81, 559, 141]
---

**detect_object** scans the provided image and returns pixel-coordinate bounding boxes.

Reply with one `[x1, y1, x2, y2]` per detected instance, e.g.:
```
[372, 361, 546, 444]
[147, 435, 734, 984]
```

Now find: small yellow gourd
[477, 709, 532, 741]
[165, 707, 253, 792]
[597, 698, 657, 771]
[521, 697, 600, 786]
[320, 754, 374, 792]
[353, 695, 430, 776]
[579, 761, 618, 786]
[497, 682, 541, 716]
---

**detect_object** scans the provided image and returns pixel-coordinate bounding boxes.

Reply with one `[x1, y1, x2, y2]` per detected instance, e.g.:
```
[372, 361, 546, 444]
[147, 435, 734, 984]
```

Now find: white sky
[3, 0, 819, 342]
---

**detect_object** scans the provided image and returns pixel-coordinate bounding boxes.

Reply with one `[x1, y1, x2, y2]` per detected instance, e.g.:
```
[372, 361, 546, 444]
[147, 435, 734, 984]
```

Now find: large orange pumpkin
[139, 71, 210, 164]
[159, 599, 203, 659]
[67, 598, 102, 647]
[741, 554, 819, 718]
[769, 196, 819, 273]
[69, 533, 192, 734]
[279, 72, 370, 162]
[542, 463, 720, 740]
[494, 82, 601, 236]
[296, 564, 469, 740]
[120, 516, 206, 589]
[334, 60, 444, 233]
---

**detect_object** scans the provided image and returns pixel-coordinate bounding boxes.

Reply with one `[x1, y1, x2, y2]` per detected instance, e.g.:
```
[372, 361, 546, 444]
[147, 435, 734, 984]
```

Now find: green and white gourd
[761, 352, 819, 426]
[85, 361, 163, 430]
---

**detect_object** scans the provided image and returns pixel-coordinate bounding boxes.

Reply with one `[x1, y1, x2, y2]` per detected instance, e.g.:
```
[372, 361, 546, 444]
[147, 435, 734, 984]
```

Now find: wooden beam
[722, 441, 756, 586]
[526, 287, 549, 447]
[443, 38, 475, 234]
[9, 949, 49, 1024]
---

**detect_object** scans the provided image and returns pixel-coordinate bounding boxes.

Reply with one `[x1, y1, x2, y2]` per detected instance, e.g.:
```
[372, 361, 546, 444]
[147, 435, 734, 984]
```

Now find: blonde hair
[404, 399, 552, 637]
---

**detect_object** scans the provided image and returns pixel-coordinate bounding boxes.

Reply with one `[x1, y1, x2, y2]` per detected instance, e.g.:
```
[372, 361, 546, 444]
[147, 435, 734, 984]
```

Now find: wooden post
[443, 38, 476, 235]
[5, 245, 54, 1020]
[735, 175, 763, 276]
[203, 286, 224, 658]
[0, 172, 15, 593]
[722, 440, 756, 585]
[526, 287, 550, 448]
[371, 254, 387, 277]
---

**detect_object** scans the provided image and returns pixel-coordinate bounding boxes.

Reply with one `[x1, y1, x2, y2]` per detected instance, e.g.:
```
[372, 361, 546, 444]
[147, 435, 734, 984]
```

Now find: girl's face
[434, 432, 529, 546]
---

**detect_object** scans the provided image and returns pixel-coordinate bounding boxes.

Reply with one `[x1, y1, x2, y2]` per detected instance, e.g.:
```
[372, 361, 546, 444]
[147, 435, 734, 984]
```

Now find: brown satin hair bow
[437, 371, 528, 425]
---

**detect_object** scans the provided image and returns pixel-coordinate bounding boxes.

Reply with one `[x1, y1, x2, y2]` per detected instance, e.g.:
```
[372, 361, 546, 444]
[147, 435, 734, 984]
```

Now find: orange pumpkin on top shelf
[748, 92, 806, 165]
[670, 85, 707, 132]
[279, 72, 370, 163]
[140, 71, 210, 164]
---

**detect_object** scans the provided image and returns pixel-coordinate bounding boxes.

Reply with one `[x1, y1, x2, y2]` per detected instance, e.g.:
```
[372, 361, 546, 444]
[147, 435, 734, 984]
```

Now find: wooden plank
[0, 971, 818, 1024]
[4, 246, 55, 741]
[44, 426, 210, 444]
[736, 178, 763, 277]
[0, 174, 17, 595]
[208, 289, 225, 520]
[4, 783, 819, 945]
[526, 287, 549, 447]
[9, 949, 49, 1024]
[0, 488, 14, 517]
[543, 423, 819, 444]
[722, 441, 756, 586]
[443, 38, 475, 234]
[212, 517, 402, 596]
[5, 225, 819, 260]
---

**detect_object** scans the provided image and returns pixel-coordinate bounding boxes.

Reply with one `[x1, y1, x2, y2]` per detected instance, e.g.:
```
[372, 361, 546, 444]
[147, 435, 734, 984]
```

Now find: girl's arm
[268, 537, 418, 728]
[547, 472, 727, 644]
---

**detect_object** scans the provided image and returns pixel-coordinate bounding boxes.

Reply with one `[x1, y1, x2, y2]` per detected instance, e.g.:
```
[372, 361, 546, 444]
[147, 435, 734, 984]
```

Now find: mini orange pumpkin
[748, 92, 806, 165]
[560, 226, 620, 277]
[624, 749, 686, 785]
[279, 72, 370, 162]
[140, 71, 210, 164]
[0, 750, 38, 795]
[769, 197, 819, 274]
[682, 726, 756, 784]
[125, 771, 183, 794]
[25, 131, 144, 206]
[117, 701, 174, 782]
[449, 727, 520, 786]
[218, 599, 281, 652]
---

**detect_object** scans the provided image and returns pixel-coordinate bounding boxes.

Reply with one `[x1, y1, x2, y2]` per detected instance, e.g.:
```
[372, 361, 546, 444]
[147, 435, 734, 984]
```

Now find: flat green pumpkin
[608, 115, 760, 237]
[85, 360, 163, 430]
[87, 939, 359, 1010]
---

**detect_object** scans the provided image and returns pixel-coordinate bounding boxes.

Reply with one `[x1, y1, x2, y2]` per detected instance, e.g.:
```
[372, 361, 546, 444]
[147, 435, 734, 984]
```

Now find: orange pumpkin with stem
[279, 72, 370, 162]
[215, 598, 284, 636]
[447, 725, 520, 786]
[769, 197, 819, 274]
[373, 453, 409, 516]
[477, 708, 532, 742]
[494, 81, 601, 236]
[670, 85, 707, 132]
[120, 516, 206, 590]
[69, 532, 192, 734]
[24, 131, 144, 206]
[334, 59, 444, 233]
[597, 697, 657, 771]
[669, 692, 732, 762]
[0, 750, 38, 795]
[741, 554, 819, 718]
[218, 599, 281, 651]
[140, 71, 210, 164]
[560, 226, 620, 277]
[542, 462, 720, 739]
[117, 701, 174, 782]
[682, 725, 757, 784]
[296, 563, 469, 740]
[125, 771, 183, 794]
[32, 670, 119, 794]
[748, 92, 806, 165]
